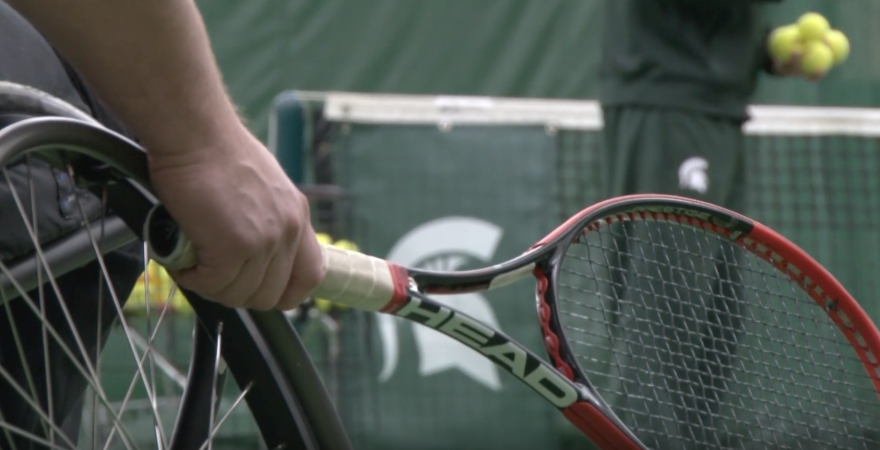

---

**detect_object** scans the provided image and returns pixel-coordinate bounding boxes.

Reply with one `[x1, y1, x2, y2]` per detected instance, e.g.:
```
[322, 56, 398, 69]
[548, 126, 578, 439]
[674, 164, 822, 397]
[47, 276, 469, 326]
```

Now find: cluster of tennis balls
[769, 12, 850, 77]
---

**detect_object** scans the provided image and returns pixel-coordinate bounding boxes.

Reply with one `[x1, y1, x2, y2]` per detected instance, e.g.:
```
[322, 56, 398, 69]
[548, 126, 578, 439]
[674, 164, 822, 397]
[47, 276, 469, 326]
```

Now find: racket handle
[312, 244, 402, 311]
[145, 205, 402, 311]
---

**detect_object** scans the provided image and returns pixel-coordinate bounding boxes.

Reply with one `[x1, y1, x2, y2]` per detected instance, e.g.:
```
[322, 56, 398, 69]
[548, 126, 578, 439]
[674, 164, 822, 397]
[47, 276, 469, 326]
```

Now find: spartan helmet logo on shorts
[377, 217, 505, 391]
[678, 156, 709, 194]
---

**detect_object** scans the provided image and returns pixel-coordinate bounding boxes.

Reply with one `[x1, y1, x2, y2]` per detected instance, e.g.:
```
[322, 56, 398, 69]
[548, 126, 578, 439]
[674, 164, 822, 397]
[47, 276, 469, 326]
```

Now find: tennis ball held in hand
[801, 41, 834, 77]
[825, 29, 850, 65]
[768, 25, 803, 63]
[797, 12, 830, 42]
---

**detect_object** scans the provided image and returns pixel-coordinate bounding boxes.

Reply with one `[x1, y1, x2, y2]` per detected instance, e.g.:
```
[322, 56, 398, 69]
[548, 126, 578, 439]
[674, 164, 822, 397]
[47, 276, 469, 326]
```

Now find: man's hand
[7, 0, 326, 310]
[148, 130, 324, 311]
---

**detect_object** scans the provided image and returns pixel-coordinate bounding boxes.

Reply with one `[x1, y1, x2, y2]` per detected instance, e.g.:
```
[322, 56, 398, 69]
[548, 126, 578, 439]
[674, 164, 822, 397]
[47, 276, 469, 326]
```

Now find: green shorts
[599, 105, 749, 448]
[601, 105, 746, 213]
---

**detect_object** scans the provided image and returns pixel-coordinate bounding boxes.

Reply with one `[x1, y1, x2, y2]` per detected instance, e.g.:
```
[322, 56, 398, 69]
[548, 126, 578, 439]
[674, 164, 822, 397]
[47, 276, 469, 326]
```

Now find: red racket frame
[532, 194, 880, 449]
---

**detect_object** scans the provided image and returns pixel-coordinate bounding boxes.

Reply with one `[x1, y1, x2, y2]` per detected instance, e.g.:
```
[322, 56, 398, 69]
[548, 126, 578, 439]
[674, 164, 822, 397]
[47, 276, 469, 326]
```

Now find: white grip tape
[310, 245, 398, 311]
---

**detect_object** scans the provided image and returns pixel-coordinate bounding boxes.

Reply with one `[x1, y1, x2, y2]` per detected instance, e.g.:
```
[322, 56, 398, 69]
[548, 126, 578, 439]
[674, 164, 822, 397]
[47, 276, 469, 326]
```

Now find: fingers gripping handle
[145, 205, 402, 311]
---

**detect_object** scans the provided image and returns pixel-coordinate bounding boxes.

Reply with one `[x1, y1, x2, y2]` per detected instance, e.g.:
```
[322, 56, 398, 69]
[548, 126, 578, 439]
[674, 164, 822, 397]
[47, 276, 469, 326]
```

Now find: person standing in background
[599, 0, 823, 207]
[595, 2, 827, 448]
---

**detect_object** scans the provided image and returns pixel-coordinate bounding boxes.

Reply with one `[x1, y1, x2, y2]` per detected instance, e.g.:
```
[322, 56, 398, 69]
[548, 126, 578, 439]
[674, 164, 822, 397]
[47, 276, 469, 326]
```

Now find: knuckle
[293, 191, 312, 220]
[287, 207, 307, 230]
[236, 227, 280, 257]
[298, 261, 324, 294]
[293, 189, 309, 207]
[229, 231, 261, 255]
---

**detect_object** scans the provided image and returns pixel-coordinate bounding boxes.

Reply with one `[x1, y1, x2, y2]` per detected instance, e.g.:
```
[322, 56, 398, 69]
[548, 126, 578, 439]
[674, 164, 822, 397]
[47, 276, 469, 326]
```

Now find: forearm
[8, 0, 247, 155]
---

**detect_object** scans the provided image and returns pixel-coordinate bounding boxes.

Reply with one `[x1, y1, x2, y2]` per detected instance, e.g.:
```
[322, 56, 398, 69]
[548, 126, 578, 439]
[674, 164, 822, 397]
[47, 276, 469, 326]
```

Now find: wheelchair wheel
[0, 83, 351, 450]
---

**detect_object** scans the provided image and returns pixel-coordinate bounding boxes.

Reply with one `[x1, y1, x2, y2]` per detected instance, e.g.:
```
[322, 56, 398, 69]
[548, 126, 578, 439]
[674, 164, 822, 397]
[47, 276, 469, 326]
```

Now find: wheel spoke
[73, 192, 167, 450]
[27, 156, 55, 446]
[3, 164, 52, 446]
[140, 244, 165, 450]
[92, 188, 109, 450]
[197, 381, 253, 450]
[3, 168, 105, 389]
[0, 259, 140, 450]
[0, 361, 78, 448]
[0, 168, 141, 450]
[128, 327, 187, 389]
[207, 323, 224, 450]
[0, 419, 78, 450]
[102, 299, 174, 450]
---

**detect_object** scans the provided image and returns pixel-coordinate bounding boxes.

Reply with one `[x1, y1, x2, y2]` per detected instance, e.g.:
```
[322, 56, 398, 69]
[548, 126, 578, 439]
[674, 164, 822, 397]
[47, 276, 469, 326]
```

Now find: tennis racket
[146, 194, 880, 449]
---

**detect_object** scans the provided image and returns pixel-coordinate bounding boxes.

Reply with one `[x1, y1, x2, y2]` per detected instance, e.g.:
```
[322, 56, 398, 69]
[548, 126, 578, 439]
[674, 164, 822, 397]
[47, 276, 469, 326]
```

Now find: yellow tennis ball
[153, 262, 172, 304]
[801, 41, 834, 76]
[314, 298, 334, 314]
[124, 275, 147, 314]
[825, 29, 850, 65]
[315, 232, 334, 245]
[797, 12, 830, 42]
[146, 262, 163, 292]
[306, 238, 361, 313]
[768, 25, 803, 63]
[332, 239, 360, 252]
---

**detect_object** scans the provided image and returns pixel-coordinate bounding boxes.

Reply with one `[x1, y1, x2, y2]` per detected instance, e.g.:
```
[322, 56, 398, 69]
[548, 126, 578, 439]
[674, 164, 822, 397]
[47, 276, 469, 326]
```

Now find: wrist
[141, 106, 253, 158]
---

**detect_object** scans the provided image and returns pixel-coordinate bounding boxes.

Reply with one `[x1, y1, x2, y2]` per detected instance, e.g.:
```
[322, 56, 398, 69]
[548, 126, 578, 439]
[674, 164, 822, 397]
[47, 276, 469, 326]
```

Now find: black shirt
[599, 0, 781, 120]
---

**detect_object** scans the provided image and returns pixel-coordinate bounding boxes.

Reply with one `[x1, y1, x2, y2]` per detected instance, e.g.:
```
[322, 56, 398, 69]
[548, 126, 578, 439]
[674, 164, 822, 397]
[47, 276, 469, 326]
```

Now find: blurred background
[112, 1, 880, 449]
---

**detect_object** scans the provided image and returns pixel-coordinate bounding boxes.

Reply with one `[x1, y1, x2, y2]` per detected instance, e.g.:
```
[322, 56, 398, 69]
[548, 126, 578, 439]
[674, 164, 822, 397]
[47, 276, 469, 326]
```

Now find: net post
[270, 90, 312, 185]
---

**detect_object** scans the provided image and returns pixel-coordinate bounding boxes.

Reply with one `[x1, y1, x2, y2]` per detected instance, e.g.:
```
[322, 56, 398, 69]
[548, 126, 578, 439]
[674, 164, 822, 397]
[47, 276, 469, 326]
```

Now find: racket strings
[556, 218, 880, 450]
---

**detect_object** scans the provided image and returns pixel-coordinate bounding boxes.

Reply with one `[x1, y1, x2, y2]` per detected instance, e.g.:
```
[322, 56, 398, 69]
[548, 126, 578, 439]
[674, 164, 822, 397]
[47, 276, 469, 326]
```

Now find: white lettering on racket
[438, 313, 493, 348]
[396, 297, 580, 409]
[397, 300, 452, 328]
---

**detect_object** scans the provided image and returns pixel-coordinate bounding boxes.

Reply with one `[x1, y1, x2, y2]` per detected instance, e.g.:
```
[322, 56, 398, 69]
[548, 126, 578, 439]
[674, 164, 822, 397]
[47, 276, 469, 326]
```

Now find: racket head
[535, 194, 880, 449]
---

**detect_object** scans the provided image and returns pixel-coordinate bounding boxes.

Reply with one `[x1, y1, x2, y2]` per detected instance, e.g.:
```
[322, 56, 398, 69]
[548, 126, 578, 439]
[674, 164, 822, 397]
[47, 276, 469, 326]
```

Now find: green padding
[271, 92, 310, 184]
[200, 0, 604, 140]
[333, 124, 580, 450]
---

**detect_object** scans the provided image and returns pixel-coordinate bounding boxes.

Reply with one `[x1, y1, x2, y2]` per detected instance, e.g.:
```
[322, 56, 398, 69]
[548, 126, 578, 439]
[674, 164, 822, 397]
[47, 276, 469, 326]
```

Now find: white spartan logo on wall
[678, 157, 709, 194]
[377, 217, 505, 391]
